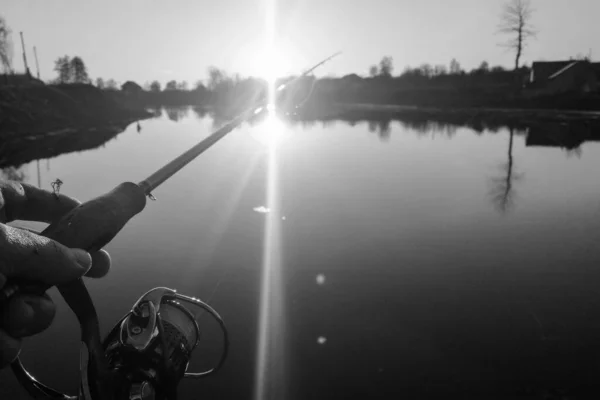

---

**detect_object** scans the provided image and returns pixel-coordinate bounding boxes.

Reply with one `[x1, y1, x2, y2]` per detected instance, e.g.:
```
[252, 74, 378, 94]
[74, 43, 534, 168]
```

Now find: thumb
[0, 224, 92, 286]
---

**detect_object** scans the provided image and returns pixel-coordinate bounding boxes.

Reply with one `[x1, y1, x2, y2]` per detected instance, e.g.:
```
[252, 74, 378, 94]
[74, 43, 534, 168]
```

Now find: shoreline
[0, 83, 152, 167]
[338, 103, 600, 121]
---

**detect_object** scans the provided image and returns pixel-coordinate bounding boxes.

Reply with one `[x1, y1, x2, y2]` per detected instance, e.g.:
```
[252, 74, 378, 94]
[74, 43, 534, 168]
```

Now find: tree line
[368, 57, 522, 80]
[54, 55, 90, 84]
[9, 0, 589, 110]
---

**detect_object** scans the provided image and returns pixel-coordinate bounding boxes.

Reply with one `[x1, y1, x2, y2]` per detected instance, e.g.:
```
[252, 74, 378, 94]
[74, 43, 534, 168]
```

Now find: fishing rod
[1, 51, 341, 400]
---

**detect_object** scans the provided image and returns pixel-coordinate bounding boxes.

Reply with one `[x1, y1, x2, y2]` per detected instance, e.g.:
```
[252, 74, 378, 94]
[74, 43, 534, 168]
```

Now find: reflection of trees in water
[164, 107, 189, 122]
[321, 120, 336, 129]
[147, 108, 163, 118]
[367, 119, 392, 140]
[300, 120, 316, 130]
[1, 166, 26, 182]
[397, 120, 457, 139]
[566, 147, 583, 159]
[192, 106, 208, 120]
[489, 128, 523, 214]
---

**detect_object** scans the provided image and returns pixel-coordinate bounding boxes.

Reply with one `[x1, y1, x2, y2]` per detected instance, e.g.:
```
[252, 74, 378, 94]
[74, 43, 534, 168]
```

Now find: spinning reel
[12, 287, 228, 400]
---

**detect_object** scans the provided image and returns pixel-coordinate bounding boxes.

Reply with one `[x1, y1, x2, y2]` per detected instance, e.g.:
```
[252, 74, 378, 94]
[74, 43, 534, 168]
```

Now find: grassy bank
[0, 83, 151, 167]
[0, 83, 150, 136]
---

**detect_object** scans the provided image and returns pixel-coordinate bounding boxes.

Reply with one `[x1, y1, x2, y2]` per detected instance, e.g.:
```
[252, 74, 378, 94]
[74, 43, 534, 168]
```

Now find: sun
[253, 46, 294, 84]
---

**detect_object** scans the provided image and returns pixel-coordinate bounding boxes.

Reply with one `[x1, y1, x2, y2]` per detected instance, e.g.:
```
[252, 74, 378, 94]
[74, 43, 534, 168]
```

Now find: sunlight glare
[254, 1, 288, 400]
[255, 46, 294, 84]
[250, 112, 287, 149]
[254, 121, 287, 400]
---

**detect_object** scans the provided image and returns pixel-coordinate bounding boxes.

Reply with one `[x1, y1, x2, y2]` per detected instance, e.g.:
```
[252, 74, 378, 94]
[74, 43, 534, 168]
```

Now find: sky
[3, 0, 600, 86]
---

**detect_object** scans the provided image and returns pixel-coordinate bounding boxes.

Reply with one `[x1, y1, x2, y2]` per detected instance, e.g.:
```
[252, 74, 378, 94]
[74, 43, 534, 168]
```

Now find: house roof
[548, 62, 579, 79]
[532, 60, 600, 81]
[532, 61, 575, 81]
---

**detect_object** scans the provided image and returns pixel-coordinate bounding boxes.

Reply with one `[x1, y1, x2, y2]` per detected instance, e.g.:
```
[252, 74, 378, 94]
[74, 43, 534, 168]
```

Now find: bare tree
[0, 15, 13, 73]
[498, 0, 536, 70]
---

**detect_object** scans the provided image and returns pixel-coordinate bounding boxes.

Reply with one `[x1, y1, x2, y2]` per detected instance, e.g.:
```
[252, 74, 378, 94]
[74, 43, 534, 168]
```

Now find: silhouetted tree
[176, 81, 188, 91]
[499, 0, 536, 70]
[379, 56, 393, 78]
[207, 67, 226, 91]
[419, 64, 433, 78]
[95, 77, 105, 89]
[54, 56, 72, 83]
[70, 56, 89, 83]
[149, 80, 161, 92]
[165, 80, 177, 91]
[194, 80, 207, 93]
[470, 61, 490, 75]
[449, 59, 461, 75]
[0, 15, 13, 73]
[105, 79, 118, 90]
[369, 65, 378, 77]
[433, 65, 448, 76]
[573, 53, 591, 61]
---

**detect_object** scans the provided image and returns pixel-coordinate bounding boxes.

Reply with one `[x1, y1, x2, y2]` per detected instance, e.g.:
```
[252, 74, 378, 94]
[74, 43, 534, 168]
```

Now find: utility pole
[33, 46, 40, 79]
[36, 160, 41, 188]
[19, 31, 31, 77]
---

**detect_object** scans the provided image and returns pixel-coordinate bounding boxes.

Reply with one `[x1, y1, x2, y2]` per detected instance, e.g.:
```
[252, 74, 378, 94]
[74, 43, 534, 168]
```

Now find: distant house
[121, 80, 143, 95]
[527, 60, 600, 95]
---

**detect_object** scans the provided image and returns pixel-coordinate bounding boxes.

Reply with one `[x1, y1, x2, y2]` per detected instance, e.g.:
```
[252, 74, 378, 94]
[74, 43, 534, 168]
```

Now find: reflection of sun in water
[254, 110, 286, 400]
[251, 111, 287, 149]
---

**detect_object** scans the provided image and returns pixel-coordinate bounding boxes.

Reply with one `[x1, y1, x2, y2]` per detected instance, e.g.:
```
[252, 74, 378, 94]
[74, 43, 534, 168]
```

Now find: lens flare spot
[317, 336, 327, 345]
[316, 274, 326, 285]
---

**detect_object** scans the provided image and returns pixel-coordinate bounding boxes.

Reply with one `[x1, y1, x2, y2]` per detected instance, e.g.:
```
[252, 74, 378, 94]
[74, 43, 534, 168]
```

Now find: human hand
[0, 181, 111, 368]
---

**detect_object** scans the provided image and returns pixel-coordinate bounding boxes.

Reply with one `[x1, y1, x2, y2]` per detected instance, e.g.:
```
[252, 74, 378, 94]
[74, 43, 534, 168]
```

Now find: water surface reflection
[1, 108, 600, 399]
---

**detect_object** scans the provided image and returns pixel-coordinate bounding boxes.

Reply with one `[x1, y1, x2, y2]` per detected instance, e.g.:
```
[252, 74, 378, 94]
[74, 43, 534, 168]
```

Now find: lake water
[2, 107, 600, 399]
